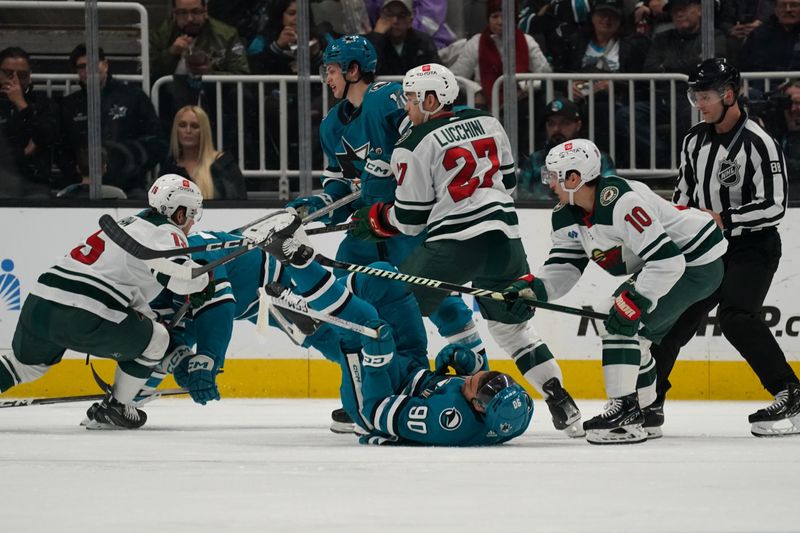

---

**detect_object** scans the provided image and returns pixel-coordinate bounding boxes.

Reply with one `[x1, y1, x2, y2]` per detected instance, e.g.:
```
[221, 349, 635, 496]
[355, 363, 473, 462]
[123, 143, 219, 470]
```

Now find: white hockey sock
[113, 366, 150, 405]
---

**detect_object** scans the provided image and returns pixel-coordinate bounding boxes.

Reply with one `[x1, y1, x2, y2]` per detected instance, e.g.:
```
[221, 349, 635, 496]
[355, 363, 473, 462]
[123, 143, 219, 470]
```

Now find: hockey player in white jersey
[0, 174, 214, 429]
[522, 139, 727, 444]
[351, 63, 584, 437]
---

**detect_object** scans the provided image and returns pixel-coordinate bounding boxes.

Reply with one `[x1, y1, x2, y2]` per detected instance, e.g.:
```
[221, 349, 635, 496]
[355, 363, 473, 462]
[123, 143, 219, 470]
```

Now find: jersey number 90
[443, 137, 500, 202]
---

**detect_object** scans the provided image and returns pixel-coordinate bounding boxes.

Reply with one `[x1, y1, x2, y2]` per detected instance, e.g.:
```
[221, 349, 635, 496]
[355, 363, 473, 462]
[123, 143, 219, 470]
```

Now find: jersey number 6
[443, 137, 500, 202]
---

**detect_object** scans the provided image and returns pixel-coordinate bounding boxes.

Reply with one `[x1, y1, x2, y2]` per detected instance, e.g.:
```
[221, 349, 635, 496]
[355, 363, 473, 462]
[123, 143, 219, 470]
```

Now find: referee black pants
[651, 227, 799, 398]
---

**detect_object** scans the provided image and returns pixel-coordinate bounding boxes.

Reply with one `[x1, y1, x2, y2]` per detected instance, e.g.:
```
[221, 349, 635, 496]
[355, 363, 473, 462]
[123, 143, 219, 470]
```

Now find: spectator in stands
[365, 0, 441, 76]
[364, 0, 457, 49]
[207, 0, 272, 49]
[0, 46, 60, 198]
[247, 0, 326, 74]
[633, 0, 672, 37]
[150, 0, 250, 82]
[741, 0, 800, 73]
[161, 105, 247, 200]
[643, 0, 726, 157]
[719, 0, 774, 67]
[557, 0, 650, 163]
[519, 0, 592, 66]
[776, 79, 800, 200]
[518, 97, 615, 200]
[58, 45, 167, 200]
[55, 147, 127, 199]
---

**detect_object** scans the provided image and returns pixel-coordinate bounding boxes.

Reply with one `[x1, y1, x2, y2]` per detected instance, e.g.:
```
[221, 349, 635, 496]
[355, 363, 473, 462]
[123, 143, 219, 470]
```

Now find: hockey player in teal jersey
[253, 212, 532, 446]
[287, 35, 489, 427]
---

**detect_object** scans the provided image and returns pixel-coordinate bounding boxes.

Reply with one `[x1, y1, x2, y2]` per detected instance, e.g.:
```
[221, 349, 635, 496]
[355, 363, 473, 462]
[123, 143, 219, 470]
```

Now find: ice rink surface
[1, 398, 797, 533]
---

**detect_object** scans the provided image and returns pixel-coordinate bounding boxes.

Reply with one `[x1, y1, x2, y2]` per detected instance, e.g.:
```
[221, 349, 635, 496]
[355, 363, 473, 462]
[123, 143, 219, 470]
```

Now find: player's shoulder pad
[551, 201, 580, 232]
[593, 175, 634, 226]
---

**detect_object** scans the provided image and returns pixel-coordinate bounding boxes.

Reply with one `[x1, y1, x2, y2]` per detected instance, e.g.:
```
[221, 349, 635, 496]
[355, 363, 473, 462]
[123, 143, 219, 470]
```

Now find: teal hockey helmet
[475, 372, 533, 437]
[323, 35, 378, 74]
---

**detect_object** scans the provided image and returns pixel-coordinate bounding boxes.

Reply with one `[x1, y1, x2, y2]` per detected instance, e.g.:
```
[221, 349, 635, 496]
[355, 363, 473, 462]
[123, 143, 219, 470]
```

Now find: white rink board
[2, 207, 799, 362]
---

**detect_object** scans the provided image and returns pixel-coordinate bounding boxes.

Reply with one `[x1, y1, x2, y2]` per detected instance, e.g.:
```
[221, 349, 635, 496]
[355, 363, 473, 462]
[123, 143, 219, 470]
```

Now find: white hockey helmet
[544, 139, 602, 205]
[403, 63, 459, 119]
[148, 174, 203, 223]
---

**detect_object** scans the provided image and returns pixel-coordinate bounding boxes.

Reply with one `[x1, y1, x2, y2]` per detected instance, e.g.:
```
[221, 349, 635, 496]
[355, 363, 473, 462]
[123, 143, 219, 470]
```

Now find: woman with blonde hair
[162, 105, 247, 200]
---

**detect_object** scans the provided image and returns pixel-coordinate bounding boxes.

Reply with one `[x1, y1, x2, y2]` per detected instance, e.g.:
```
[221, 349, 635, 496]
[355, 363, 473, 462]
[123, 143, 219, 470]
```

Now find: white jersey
[387, 108, 519, 242]
[539, 176, 728, 308]
[30, 212, 209, 323]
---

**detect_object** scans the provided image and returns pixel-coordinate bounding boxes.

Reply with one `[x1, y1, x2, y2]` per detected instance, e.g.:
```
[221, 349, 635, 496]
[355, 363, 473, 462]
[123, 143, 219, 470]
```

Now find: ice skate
[642, 396, 664, 439]
[84, 393, 147, 430]
[243, 210, 314, 267]
[542, 377, 585, 438]
[749, 382, 800, 437]
[330, 407, 356, 434]
[584, 393, 647, 445]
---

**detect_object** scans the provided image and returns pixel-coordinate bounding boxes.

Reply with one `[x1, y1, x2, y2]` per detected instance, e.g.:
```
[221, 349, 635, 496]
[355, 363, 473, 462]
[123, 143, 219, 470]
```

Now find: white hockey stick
[258, 288, 379, 339]
[0, 388, 187, 408]
[98, 189, 362, 280]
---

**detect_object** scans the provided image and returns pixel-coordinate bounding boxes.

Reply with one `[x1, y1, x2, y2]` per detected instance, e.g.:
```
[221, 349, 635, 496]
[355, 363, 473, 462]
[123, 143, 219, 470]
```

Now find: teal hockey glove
[286, 193, 333, 223]
[434, 343, 488, 375]
[604, 289, 651, 337]
[361, 319, 395, 368]
[174, 354, 220, 405]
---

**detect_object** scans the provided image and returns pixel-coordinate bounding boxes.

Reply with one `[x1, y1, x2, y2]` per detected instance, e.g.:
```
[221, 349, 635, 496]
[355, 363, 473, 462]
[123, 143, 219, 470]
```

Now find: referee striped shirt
[673, 111, 787, 237]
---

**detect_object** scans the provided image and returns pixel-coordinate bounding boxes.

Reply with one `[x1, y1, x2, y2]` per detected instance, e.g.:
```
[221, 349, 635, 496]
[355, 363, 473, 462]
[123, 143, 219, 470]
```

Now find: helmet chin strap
[418, 98, 444, 122]
[560, 179, 586, 206]
[711, 88, 736, 125]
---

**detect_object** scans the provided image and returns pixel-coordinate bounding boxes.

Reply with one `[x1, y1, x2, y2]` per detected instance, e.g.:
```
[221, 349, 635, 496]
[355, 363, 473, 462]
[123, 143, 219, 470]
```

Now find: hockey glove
[361, 319, 396, 368]
[174, 354, 220, 405]
[350, 203, 399, 242]
[604, 289, 651, 337]
[434, 343, 488, 376]
[189, 272, 216, 308]
[304, 323, 344, 363]
[504, 274, 548, 322]
[285, 193, 333, 223]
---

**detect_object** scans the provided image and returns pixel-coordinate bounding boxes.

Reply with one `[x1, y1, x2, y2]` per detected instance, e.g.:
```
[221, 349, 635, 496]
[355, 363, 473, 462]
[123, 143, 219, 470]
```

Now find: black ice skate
[542, 377, 585, 438]
[583, 392, 647, 445]
[84, 393, 147, 430]
[244, 210, 314, 267]
[749, 382, 800, 437]
[330, 407, 355, 434]
[642, 396, 665, 439]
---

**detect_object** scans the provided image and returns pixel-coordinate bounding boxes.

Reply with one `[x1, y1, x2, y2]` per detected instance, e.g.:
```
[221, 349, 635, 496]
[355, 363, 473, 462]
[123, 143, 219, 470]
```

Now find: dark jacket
[58, 76, 168, 194]
[365, 29, 441, 76]
[161, 151, 247, 200]
[0, 86, 60, 190]
[643, 27, 728, 75]
[741, 15, 800, 72]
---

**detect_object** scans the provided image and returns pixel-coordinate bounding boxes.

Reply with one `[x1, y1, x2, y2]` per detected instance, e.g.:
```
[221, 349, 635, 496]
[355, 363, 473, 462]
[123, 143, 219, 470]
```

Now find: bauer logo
[439, 407, 463, 430]
[0, 259, 21, 312]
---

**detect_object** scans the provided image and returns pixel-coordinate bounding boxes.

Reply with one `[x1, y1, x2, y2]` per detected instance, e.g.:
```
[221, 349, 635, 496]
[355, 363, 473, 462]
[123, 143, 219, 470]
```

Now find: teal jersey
[360, 369, 531, 446]
[320, 81, 407, 210]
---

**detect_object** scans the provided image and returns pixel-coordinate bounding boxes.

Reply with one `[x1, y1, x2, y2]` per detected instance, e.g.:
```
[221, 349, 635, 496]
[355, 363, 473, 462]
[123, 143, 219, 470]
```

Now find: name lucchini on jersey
[433, 119, 486, 147]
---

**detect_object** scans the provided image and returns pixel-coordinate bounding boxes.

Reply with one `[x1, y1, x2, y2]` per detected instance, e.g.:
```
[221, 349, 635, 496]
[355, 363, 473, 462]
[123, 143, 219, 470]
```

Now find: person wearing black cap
[648, 57, 800, 438]
[518, 97, 615, 200]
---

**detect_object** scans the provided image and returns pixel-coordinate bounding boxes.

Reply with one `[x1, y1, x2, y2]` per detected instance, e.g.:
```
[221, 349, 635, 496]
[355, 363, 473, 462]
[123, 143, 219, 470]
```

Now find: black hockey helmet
[688, 57, 741, 94]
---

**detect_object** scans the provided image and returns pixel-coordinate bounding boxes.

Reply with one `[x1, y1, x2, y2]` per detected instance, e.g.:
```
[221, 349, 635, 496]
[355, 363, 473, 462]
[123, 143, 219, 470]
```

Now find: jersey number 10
[443, 137, 500, 203]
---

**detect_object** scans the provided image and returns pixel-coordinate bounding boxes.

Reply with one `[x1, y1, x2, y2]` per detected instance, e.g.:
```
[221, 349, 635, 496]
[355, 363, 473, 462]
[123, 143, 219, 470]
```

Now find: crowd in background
[1, 0, 800, 201]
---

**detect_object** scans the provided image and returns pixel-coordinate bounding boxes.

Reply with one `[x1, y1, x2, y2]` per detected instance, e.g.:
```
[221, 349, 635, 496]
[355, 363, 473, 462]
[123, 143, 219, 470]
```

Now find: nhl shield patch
[439, 407, 463, 431]
[716, 158, 741, 187]
[599, 186, 619, 206]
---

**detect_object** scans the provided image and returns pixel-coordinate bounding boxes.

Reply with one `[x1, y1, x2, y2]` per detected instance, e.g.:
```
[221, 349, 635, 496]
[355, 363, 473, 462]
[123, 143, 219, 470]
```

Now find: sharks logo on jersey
[439, 407, 463, 430]
[336, 138, 371, 180]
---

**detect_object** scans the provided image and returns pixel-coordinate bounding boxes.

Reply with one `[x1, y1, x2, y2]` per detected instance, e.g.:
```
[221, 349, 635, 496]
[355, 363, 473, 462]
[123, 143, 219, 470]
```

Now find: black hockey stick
[0, 388, 186, 409]
[306, 221, 356, 236]
[313, 254, 609, 320]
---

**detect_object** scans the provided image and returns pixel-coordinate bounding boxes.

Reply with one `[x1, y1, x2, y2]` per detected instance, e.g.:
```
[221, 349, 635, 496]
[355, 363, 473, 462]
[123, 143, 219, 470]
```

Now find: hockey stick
[0, 388, 186, 409]
[259, 288, 380, 339]
[97, 189, 362, 261]
[306, 221, 356, 236]
[313, 254, 610, 320]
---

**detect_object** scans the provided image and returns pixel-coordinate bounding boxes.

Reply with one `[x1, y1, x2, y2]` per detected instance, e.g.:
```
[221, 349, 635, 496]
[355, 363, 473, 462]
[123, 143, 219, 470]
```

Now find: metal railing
[0, 1, 150, 91]
[149, 74, 479, 196]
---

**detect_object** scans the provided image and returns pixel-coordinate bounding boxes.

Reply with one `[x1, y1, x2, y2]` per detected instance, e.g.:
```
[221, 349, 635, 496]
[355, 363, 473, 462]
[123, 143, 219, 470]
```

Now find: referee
[648, 57, 800, 437]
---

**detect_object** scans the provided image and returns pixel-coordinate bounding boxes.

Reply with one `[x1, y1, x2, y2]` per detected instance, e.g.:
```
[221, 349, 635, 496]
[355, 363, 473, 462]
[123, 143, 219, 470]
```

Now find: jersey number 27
[443, 137, 500, 202]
